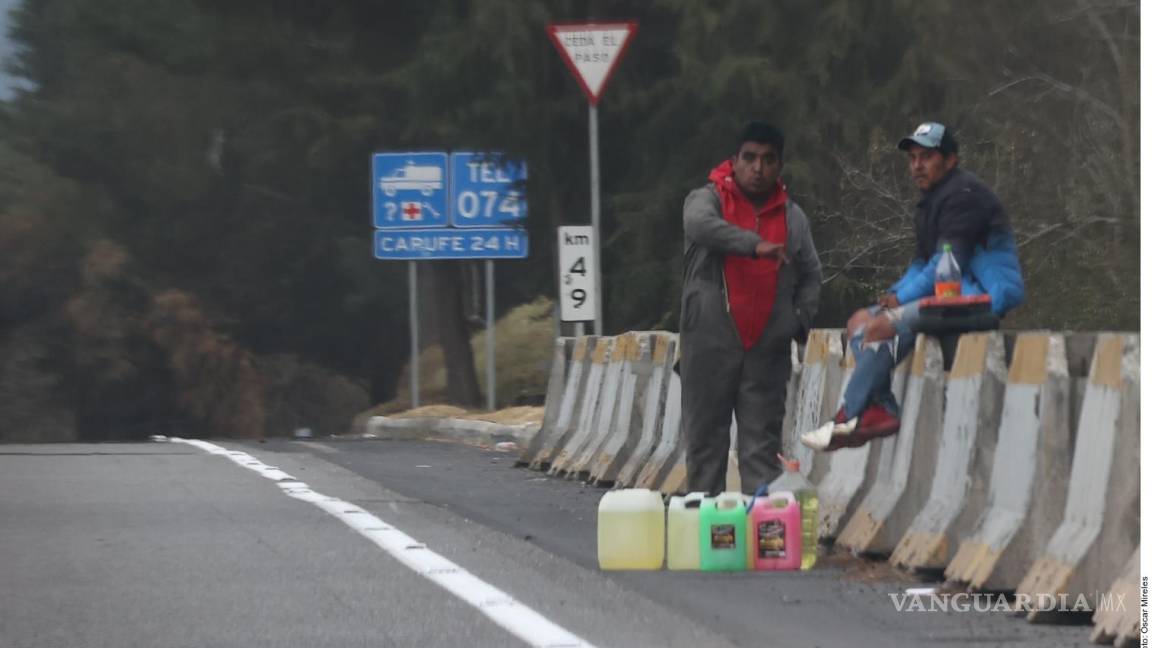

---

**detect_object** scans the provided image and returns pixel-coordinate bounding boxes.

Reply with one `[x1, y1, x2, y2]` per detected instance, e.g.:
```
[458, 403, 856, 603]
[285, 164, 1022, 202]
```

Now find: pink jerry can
[747, 491, 802, 571]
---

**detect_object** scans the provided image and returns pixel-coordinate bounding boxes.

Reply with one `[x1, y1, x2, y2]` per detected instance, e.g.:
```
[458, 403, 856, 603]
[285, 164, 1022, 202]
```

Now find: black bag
[914, 295, 1000, 335]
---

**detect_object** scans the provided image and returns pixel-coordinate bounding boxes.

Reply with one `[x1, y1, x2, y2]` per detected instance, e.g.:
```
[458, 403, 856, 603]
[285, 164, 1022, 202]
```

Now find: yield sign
[547, 22, 637, 105]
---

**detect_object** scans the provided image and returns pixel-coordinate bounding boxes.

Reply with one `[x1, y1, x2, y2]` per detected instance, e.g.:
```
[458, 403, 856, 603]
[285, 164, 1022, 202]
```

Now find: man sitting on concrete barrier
[680, 121, 823, 494]
[802, 121, 1025, 452]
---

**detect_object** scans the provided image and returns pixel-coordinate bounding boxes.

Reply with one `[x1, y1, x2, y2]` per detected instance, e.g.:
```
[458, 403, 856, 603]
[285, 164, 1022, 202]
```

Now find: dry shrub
[79, 239, 130, 285]
[259, 353, 370, 437]
[65, 239, 170, 440]
[384, 296, 556, 412]
[147, 290, 265, 438]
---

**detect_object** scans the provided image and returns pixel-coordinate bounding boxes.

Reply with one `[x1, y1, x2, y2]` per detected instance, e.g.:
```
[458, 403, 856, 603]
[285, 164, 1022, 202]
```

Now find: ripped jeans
[841, 301, 921, 420]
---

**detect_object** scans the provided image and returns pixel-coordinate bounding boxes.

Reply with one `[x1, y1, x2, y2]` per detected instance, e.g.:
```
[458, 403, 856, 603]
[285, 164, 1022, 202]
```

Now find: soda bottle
[934, 243, 961, 298]
[766, 455, 819, 570]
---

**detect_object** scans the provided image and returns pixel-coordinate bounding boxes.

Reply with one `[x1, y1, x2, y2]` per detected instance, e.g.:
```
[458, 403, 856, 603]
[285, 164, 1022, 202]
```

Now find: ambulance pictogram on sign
[546, 22, 637, 105]
[372, 152, 449, 229]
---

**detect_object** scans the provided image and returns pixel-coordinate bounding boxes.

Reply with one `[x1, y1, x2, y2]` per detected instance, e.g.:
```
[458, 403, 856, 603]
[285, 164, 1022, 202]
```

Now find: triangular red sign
[547, 21, 637, 105]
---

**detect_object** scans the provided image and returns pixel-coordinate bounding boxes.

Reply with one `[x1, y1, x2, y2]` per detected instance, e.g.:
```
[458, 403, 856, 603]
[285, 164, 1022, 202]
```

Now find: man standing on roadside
[680, 121, 823, 495]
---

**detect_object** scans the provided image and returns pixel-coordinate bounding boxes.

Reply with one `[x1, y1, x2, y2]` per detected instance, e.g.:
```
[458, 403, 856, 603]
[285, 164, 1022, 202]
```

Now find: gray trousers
[680, 267, 799, 496]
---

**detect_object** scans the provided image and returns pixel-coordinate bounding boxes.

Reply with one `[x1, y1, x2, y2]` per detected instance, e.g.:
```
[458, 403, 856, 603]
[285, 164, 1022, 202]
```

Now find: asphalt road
[0, 439, 1095, 648]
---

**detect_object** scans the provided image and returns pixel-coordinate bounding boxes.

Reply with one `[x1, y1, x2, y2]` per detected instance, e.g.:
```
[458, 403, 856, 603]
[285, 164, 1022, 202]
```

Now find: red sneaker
[832, 406, 848, 424]
[855, 404, 901, 441]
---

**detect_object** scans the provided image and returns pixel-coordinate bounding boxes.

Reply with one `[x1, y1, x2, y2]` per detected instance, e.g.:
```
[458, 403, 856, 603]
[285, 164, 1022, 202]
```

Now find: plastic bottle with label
[766, 456, 819, 570]
[934, 243, 962, 298]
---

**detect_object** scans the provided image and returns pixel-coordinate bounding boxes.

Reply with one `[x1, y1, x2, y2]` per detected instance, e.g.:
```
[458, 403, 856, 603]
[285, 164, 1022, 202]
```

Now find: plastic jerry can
[699, 492, 749, 571]
[748, 491, 802, 571]
[597, 489, 665, 570]
[767, 455, 820, 569]
[666, 492, 707, 570]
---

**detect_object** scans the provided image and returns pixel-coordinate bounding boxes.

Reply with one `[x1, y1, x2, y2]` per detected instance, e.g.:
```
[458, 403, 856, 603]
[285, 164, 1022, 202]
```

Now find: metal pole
[485, 259, 496, 411]
[589, 103, 603, 336]
[409, 261, 420, 408]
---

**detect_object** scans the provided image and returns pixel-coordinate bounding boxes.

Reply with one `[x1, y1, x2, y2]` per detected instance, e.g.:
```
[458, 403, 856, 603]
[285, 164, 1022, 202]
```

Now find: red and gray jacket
[680, 161, 823, 352]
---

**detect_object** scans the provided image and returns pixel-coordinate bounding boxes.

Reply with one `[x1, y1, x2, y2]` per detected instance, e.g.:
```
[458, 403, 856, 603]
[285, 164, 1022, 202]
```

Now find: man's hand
[755, 241, 788, 262]
[876, 293, 900, 309]
[845, 307, 873, 335]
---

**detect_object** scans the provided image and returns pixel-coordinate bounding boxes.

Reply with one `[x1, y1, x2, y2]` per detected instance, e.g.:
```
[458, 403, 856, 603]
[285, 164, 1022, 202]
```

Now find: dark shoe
[855, 404, 901, 441]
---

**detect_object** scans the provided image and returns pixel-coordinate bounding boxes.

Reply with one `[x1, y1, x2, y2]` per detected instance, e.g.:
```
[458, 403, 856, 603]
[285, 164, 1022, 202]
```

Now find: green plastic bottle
[767, 455, 819, 570]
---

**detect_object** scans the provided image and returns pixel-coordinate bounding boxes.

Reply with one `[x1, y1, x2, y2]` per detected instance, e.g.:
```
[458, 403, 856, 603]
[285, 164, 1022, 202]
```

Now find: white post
[589, 103, 603, 336]
[485, 259, 496, 411]
[408, 261, 420, 408]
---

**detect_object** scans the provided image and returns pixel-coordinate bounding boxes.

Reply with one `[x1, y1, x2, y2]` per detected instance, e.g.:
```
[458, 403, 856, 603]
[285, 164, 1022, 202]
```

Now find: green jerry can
[699, 491, 749, 571]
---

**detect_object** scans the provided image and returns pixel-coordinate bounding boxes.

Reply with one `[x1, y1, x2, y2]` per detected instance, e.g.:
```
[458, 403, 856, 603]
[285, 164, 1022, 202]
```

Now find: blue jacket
[888, 168, 1025, 316]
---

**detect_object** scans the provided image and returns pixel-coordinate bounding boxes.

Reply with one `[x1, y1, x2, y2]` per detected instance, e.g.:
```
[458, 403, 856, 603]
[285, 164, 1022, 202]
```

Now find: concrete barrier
[564, 333, 634, 478]
[612, 334, 677, 488]
[818, 348, 914, 540]
[1090, 548, 1140, 646]
[548, 336, 615, 475]
[659, 445, 688, 495]
[944, 333, 1074, 590]
[1016, 334, 1139, 621]
[633, 371, 682, 490]
[588, 333, 658, 485]
[780, 340, 803, 451]
[891, 332, 1007, 570]
[517, 337, 574, 466]
[510, 328, 1136, 620]
[528, 336, 597, 470]
[724, 415, 740, 492]
[786, 329, 844, 483]
[837, 335, 945, 555]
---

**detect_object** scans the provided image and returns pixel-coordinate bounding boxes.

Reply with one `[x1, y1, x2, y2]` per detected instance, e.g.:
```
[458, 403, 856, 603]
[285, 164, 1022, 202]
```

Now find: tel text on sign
[450, 152, 528, 228]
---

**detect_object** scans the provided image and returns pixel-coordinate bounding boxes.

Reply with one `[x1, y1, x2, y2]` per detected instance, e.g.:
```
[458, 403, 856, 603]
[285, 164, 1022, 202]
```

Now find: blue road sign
[374, 227, 529, 260]
[372, 152, 449, 229]
[450, 152, 528, 228]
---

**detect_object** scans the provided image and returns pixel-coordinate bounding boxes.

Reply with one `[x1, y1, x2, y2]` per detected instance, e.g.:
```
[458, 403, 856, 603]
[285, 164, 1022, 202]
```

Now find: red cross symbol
[401, 202, 422, 221]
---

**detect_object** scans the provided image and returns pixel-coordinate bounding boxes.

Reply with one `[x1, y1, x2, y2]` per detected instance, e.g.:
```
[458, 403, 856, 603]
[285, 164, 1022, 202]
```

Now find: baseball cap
[898, 122, 958, 155]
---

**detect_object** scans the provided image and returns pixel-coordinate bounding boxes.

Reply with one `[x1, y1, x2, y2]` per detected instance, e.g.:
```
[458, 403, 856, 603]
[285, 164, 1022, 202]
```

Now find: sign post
[547, 21, 636, 337]
[373, 152, 450, 408]
[408, 262, 419, 407]
[450, 152, 528, 411]
[373, 151, 527, 411]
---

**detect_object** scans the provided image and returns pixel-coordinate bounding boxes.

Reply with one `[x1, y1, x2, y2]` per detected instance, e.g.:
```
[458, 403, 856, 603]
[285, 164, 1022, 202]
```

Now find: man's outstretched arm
[683, 187, 762, 257]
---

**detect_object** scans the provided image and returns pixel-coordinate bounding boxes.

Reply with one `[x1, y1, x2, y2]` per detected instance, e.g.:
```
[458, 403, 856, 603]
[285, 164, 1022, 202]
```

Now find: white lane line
[173, 438, 595, 648]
